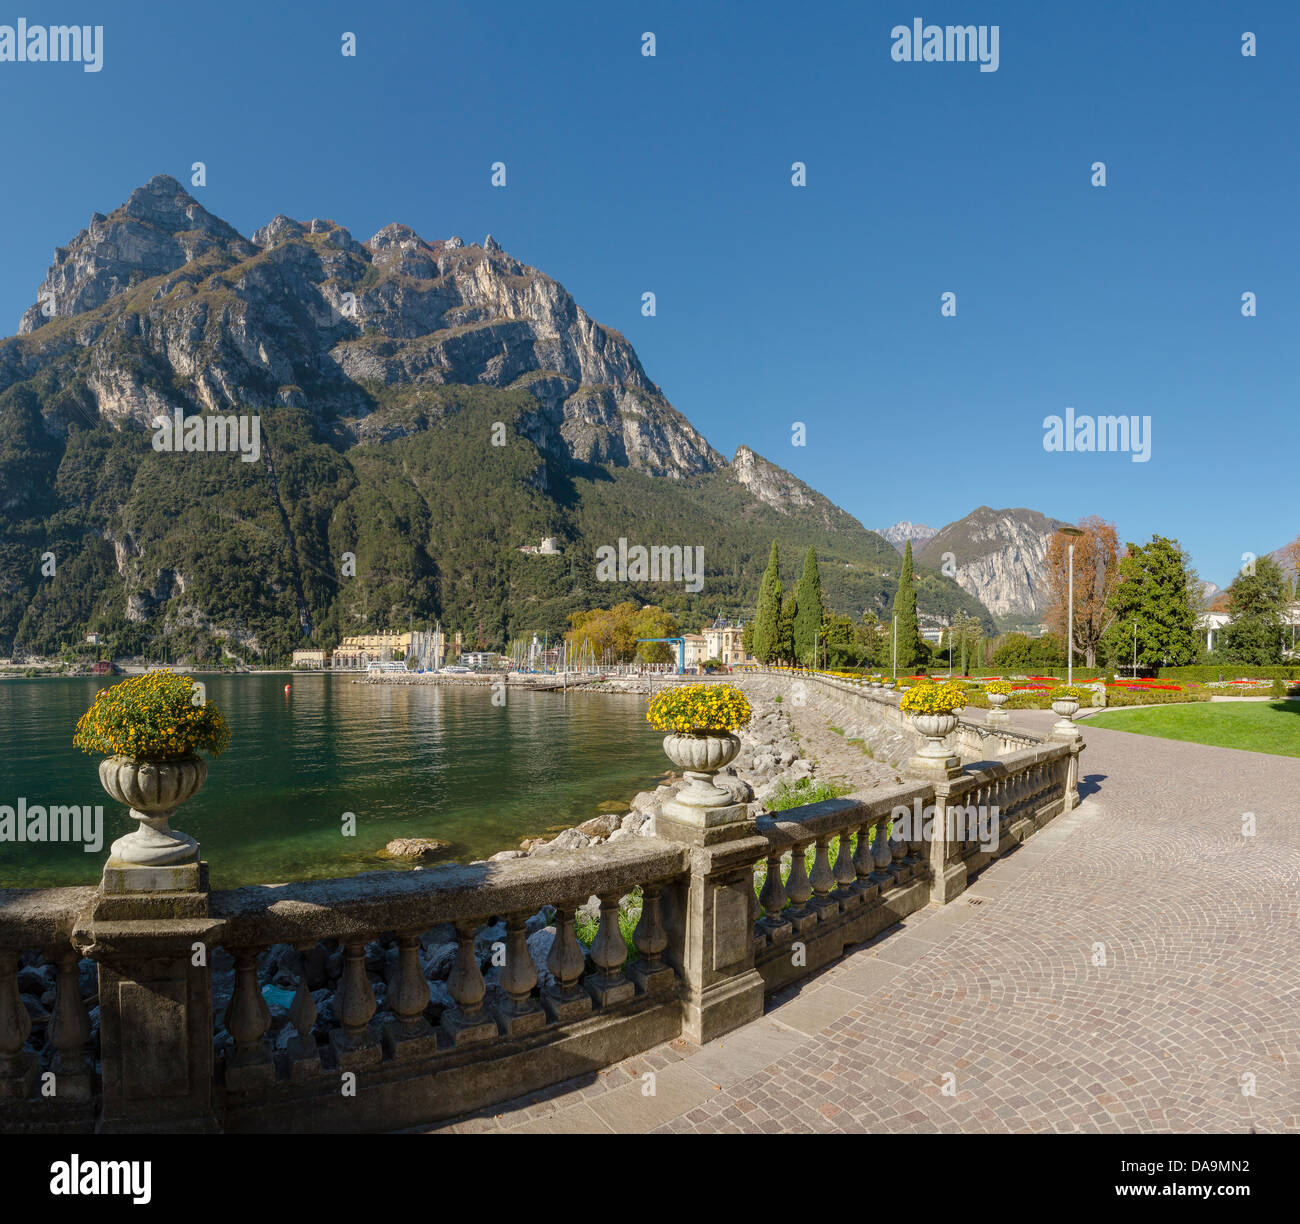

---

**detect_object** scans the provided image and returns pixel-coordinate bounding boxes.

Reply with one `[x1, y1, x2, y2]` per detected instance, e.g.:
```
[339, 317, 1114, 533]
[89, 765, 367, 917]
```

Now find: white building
[682, 633, 709, 668]
[519, 536, 562, 555]
[1198, 602, 1300, 655]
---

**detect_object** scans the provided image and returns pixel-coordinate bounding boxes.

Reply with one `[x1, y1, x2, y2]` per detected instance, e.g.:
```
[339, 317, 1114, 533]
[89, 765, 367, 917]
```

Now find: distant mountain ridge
[0, 175, 994, 658]
[876, 521, 936, 553]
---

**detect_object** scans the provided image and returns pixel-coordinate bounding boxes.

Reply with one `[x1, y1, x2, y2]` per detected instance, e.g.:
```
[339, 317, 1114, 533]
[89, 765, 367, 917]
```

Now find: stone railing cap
[212, 837, 688, 946]
[0, 885, 97, 947]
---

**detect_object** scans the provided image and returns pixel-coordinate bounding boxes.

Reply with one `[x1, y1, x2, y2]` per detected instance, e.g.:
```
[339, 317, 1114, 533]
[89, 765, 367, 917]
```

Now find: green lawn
[1086, 701, 1300, 757]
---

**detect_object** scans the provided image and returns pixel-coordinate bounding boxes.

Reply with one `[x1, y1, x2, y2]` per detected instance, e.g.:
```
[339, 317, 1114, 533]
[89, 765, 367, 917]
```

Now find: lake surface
[0, 674, 668, 889]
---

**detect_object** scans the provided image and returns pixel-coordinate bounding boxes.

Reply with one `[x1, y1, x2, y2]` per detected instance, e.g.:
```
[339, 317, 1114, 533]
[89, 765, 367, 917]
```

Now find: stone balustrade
[0, 671, 1082, 1134]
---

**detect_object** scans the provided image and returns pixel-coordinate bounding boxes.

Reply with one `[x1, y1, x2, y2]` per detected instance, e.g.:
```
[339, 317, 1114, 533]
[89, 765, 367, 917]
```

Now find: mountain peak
[876, 521, 937, 553]
[918, 506, 1068, 621]
[19, 173, 255, 334]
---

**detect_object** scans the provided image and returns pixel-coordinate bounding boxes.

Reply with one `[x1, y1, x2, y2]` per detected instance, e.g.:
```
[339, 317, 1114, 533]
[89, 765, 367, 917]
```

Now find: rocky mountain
[0, 176, 994, 659]
[876, 521, 936, 553]
[917, 506, 1067, 626]
[1267, 538, 1298, 585]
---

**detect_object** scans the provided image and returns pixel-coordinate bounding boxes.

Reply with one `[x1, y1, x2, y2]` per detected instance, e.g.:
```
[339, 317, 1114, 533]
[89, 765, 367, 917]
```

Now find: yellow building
[315, 628, 465, 669]
[702, 620, 755, 667]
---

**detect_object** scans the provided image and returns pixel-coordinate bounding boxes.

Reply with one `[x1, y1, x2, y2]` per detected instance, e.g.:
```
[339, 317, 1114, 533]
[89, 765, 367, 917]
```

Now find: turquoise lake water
[0, 674, 668, 889]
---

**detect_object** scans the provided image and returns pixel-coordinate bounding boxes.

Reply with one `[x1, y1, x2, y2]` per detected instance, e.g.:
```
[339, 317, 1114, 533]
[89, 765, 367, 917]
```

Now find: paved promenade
[430, 712, 1300, 1134]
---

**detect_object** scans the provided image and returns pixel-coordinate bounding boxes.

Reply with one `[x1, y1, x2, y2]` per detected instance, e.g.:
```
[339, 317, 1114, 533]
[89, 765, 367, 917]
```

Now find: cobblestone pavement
[429, 714, 1300, 1134]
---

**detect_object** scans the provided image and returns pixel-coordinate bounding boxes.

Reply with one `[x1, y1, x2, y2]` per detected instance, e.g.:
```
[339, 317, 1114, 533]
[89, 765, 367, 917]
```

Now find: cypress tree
[892, 540, 922, 669]
[793, 547, 824, 666]
[752, 541, 782, 664]
[778, 591, 798, 665]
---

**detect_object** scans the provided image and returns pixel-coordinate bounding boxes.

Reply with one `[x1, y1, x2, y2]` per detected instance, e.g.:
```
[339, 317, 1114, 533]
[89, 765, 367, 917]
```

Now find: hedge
[1156, 665, 1300, 682]
[1101, 686, 1212, 707]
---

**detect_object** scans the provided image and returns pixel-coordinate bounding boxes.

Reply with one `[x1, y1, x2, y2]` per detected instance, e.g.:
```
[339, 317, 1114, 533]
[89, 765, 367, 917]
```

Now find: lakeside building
[292, 628, 464, 669]
[682, 633, 709, 668]
[702, 617, 756, 667]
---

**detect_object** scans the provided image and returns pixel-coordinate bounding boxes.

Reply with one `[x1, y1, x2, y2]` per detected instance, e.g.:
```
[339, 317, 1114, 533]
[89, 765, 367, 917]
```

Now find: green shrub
[1104, 686, 1211, 706]
[767, 778, 852, 811]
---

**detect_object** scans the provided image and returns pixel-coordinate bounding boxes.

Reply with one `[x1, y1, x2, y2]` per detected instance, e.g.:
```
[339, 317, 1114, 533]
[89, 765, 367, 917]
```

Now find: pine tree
[752, 541, 782, 664]
[793, 547, 824, 666]
[892, 540, 922, 668]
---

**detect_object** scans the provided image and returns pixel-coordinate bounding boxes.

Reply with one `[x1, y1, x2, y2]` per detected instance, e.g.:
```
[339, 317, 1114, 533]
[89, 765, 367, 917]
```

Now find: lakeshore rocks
[378, 836, 451, 861]
[575, 813, 621, 839]
[530, 827, 592, 854]
[500, 683, 811, 864]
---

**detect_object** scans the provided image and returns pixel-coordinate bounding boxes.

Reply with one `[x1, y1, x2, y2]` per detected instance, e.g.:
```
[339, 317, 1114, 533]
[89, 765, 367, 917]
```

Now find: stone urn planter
[869, 680, 882, 689]
[882, 680, 896, 691]
[986, 690, 1011, 724]
[1050, 697, 1080, 735]
[98, 755, 207, 865]
[662, 732, 742, 808]
[910, 713, 959, 763]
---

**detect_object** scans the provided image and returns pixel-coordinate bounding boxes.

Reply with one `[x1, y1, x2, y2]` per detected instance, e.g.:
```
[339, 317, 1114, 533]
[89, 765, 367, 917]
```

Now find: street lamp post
[1058, 527, 1085, 687]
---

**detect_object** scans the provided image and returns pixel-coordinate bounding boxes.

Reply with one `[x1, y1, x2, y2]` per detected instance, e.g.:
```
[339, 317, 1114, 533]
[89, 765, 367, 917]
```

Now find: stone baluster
[833, 829, 860, 908]
[852, 819, 880, 900]
[870, 819, 894, 887]
[905, 805, 927, 875]
[0, 950, 35, 1102]
[747, 876, 765, 958]
[329, 940, 380, 1068]
[46, 947, 93, 1101]
[224, 946, 276, 1090]
[285, 942, 323, 1077]
[759, 851, 793, 942]
[809, 834, 838, 915]
[587, 894, 635, 1006]
[889, 817, 911, 882]
[492, 913, 545, 1036]
[543, 904, 592, 1022]
[784, 841, 817, 933]
[383, 932, 439, 1057]
[632, 885, 675, 995]
[441, 921, 497, 1045]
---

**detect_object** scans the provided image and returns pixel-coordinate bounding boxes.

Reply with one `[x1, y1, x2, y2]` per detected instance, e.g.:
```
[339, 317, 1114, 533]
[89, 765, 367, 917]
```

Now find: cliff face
[918, 506, 1067, 621]
[0, 176, 990, 656]
[11, 175, 722, 478]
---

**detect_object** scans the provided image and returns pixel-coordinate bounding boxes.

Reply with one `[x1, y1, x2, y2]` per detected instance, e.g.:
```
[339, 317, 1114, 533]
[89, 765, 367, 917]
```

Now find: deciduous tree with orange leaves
[1045, 517, 1120, 668]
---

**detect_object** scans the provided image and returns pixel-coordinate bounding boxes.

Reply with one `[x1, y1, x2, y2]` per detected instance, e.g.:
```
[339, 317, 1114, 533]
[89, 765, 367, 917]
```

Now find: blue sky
[1, 0, 1295, 587]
